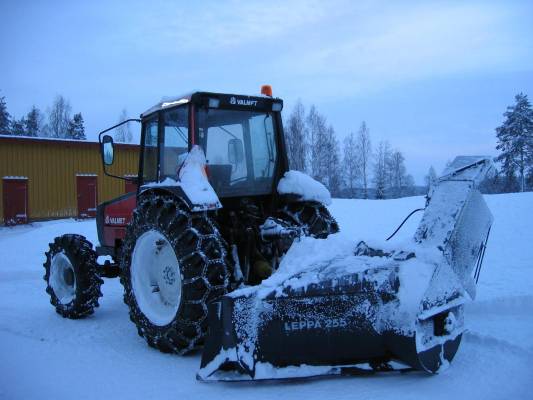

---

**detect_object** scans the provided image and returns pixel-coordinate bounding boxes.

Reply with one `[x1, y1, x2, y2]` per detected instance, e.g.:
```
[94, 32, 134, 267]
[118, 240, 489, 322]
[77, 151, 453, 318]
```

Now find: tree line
[4, 89, 530, 195]
[0, 91, 133, 142]
[0, 93, 86, 140]
[284, 100, 417, 199]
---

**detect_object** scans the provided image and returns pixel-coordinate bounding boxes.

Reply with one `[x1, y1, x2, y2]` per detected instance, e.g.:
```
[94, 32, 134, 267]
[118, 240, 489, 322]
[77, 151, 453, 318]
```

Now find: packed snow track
[1, 193, 532, 399]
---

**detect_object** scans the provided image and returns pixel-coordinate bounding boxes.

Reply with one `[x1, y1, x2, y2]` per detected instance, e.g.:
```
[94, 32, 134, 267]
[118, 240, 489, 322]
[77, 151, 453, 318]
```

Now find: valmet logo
[229, 96, 258, 107]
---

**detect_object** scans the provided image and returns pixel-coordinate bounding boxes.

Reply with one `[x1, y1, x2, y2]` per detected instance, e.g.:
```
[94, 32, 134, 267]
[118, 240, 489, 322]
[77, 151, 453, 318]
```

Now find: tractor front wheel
[43, 234, 103, 318]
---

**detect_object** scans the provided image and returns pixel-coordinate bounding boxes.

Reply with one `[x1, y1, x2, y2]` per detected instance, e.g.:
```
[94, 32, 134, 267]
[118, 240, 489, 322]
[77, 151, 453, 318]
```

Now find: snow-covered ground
[1, 193, 532, 399]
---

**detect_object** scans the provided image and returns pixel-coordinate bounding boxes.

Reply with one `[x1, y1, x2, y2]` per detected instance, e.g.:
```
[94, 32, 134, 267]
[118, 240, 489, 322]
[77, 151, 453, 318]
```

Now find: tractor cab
[136, 88, 287, 200]
[96, 86, 298, 261]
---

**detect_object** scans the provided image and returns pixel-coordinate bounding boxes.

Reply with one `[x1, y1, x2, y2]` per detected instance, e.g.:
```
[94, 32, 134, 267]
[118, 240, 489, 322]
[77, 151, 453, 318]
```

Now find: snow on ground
[1, 193, 532, 399]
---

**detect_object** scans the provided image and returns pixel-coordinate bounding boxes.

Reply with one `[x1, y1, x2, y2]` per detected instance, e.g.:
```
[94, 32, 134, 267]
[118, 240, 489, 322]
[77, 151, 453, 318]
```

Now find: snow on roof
[141, 92, 196, 117]
[0, 134, 97, 143]
[2, 176, 28, 180]
[0, 134, 139, 147]
[140, 89, 281, 117]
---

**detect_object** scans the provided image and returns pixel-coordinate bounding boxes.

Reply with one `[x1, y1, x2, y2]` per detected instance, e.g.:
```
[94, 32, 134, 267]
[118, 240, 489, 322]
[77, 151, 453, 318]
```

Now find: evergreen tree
[25, 106, 42, 137]
[68, 112, 86, 140]
[373, 141, 390, 199]
[495, 93, 533, 192]
[11, 117, 26, 136]
[480, 167, 503, 194]
[502, 170, 520, 193]
[526, 169, 533, 191]
[285, 100, 307, 172]
[0, 94, 11, 134]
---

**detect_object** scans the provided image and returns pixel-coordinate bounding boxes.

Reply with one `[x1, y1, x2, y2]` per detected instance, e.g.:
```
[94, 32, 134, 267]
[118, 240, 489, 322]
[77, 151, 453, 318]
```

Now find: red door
[76, 175, 98, 218]
[2, 178, 29, 225]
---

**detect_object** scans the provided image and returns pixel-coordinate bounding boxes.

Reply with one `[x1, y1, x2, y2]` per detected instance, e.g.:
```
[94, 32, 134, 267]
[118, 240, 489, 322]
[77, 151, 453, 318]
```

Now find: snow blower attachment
[198, 156, 494, 381]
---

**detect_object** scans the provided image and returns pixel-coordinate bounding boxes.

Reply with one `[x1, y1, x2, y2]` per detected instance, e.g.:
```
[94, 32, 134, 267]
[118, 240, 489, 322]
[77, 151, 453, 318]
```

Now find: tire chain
[120, 194, 230, 354]
[279, 202, 339, 238]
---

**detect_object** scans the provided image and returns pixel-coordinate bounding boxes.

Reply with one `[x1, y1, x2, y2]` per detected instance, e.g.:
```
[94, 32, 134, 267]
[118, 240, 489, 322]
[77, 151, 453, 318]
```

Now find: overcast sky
[1, 0, 532, 183]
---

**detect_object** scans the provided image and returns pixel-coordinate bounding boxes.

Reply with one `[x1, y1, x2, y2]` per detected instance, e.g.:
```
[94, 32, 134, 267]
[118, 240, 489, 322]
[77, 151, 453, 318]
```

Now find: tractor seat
[207, 164, 232, 191]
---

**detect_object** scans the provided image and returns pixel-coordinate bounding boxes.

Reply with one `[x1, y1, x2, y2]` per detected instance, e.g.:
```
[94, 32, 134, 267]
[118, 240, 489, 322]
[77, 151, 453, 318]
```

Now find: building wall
[0, 136, 139, 220]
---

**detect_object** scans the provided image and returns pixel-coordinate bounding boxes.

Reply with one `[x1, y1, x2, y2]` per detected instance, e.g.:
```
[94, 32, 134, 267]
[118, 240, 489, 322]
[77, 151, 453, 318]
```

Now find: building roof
[0, 134, 139, 149]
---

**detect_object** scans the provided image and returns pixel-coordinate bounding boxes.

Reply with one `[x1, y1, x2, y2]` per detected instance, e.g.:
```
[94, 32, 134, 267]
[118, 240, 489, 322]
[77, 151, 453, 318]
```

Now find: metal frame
[98, 118, 141, 182]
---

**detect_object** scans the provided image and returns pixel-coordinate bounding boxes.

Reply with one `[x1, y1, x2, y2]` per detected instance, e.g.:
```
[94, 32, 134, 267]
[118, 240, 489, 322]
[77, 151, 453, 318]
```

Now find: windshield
[197, 108, 277, 196]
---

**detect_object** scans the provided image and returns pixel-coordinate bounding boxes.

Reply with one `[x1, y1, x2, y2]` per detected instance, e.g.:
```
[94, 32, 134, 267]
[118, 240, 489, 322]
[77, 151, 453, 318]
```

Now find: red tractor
[44, 87, 493, 381]
[43, 87, 338, 354]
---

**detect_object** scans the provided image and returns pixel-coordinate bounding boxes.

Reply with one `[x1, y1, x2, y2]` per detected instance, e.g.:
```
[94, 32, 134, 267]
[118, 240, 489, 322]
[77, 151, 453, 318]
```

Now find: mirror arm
[102, 170, 137, 182]
[98, 118, 141, 144]
[98, 118, 141, 181]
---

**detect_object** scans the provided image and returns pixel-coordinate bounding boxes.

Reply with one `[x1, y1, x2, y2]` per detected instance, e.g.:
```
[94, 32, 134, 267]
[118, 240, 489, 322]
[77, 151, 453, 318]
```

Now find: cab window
[142, 116, 158, 182]
[161, 106, 189, 179]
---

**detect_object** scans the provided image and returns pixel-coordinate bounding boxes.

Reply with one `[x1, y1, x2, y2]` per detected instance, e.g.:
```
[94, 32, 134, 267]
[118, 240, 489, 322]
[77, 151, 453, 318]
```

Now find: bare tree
[285, 100, 307, 172]
[325, 125, 342, 196]
[307, 105, 328, 183]
[388, 150, 406, 197]
[356, 122, 372, 199]
[343, 132, 360, 197]
[45, 95, 72, 138]
[25, 106, 43, 137]
[115, 108, 132, 143]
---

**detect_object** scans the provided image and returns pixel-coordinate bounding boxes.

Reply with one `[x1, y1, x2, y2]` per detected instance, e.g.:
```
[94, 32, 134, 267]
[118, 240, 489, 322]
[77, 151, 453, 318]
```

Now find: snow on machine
[199, 156, 494, 380]
[42, 86, 493, 381]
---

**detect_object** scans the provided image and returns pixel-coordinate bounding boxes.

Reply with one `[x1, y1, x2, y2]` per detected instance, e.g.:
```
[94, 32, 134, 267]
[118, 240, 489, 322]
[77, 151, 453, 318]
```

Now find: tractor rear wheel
[43, 234, 103, 319]
[120, 194, 230, 354]
[279, 201, 339, 238]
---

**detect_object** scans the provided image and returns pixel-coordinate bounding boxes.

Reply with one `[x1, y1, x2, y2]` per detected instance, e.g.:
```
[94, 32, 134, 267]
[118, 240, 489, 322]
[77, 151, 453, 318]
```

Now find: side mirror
[102, 135, 115, 166]
[228, 138, 244, 165]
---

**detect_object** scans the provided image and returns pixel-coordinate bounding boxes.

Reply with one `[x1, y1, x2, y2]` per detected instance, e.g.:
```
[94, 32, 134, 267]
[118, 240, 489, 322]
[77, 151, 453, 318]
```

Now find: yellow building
[0, 135, 139, 224]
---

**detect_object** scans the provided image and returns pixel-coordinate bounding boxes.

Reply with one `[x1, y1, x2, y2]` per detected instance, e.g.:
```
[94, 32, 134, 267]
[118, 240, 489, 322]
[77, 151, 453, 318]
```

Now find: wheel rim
[50, 252, 77, 304]
[131, 230, 182, 326]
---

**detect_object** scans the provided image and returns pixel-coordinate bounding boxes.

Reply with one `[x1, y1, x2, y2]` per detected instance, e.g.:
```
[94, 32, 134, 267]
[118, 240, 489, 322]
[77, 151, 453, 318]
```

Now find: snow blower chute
[198, 156, 494, 381]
